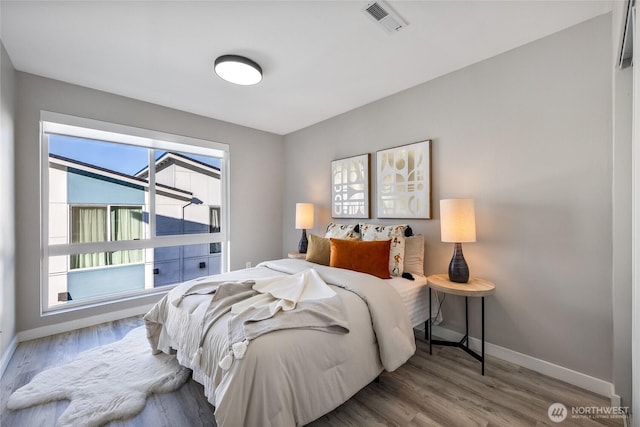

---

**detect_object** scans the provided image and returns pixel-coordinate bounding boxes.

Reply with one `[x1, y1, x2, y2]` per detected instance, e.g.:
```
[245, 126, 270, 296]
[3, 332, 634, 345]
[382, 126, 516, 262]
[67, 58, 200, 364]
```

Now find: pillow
[359, 223, 408, 277]
[305, 234, 331, 266]
[329, 238, 391, 279]
[403, 234, 425, 277]
[325, 222, 360, 240]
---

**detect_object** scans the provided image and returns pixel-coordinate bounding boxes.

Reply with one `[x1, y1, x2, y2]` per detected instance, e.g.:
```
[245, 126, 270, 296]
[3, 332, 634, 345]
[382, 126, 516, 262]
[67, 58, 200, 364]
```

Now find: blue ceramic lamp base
[298, 229, 308, 254]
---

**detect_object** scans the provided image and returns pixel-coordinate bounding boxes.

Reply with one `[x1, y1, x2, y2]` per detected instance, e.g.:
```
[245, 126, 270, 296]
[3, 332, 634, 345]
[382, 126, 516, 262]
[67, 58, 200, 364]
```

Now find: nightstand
[427, 274, 495, 375]
[287, 251, 306, 260]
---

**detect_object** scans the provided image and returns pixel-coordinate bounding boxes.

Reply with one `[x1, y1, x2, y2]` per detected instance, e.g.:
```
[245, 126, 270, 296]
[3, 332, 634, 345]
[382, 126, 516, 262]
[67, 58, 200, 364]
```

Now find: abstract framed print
[331, 154, 370, 219]
[376, 140, 431, 219]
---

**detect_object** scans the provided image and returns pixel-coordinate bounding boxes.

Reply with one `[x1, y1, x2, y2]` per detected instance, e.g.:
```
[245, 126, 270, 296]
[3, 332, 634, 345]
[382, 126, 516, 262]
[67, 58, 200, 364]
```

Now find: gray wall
[15, 72, 284, 332]
[612, 65, 632, 406]
[283, 15, 613, 381]
[611, 0, 633, 407]
[0, 41, 16, 360]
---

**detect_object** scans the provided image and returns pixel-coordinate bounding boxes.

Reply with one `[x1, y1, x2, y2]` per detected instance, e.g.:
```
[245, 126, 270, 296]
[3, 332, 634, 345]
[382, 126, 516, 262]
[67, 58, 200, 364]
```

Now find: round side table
[427, 274, 495, 375]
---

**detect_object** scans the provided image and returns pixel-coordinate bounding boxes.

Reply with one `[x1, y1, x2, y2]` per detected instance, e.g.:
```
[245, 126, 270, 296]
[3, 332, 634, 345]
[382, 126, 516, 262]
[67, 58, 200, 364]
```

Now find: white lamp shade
[440, 199, 476, 243]
[295, 203, 314, 229]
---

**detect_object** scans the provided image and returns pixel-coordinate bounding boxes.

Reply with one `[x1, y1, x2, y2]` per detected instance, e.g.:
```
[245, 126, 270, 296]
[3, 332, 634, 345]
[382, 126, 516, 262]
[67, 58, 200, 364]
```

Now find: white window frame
[40, 111, 230, 314]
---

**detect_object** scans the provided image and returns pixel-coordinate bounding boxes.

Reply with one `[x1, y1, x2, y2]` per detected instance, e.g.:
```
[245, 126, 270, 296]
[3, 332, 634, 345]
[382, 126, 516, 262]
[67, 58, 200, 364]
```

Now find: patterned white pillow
[359, 223, 408, 276]
[324, 222, 360, 240]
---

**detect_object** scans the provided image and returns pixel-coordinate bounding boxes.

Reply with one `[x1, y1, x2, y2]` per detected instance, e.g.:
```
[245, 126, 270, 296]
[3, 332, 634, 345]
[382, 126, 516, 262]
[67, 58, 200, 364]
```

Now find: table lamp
[295, 203, 314, 253]
[440, 199, 476, 283]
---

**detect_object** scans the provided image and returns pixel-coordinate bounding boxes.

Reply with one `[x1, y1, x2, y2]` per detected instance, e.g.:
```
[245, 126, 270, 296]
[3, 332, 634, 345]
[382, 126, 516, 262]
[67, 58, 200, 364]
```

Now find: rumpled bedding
[167, 268, 350, 372]
[144, 258, 416, 427]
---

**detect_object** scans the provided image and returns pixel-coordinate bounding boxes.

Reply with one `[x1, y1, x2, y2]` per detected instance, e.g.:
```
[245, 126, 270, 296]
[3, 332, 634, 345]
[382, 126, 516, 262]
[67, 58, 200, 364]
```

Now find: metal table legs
[429, 288, 486, 375]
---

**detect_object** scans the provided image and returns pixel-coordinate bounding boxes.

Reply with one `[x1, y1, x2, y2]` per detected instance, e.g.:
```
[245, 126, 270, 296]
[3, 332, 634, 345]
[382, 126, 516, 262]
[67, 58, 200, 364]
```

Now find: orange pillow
[329, 238, 391, 279]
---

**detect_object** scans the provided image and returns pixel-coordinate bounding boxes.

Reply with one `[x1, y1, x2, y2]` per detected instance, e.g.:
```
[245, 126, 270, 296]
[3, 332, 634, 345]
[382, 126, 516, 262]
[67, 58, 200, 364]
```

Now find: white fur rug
[7, 326, 191, 426]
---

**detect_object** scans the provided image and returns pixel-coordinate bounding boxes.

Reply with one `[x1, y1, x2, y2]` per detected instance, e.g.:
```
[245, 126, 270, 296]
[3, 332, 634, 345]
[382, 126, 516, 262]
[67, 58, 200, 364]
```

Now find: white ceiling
[1, 1, 613, 135]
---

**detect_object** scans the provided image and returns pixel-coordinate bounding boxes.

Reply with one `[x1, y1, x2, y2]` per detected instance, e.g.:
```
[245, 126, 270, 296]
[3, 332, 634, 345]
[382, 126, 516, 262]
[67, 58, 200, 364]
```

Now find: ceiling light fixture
[214, 55, 262, 85]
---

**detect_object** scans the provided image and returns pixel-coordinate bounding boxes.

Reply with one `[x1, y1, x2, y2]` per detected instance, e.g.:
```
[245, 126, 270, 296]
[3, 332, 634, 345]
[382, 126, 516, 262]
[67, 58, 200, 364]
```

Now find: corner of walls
[610, 0, 633, 407]
[0, 39, 17, 378]
[0, 334, 17, 379]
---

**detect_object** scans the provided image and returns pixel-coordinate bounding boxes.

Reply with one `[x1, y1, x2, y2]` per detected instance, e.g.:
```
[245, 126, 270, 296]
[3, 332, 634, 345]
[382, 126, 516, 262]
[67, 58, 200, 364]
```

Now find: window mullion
[148, 149, 156, 239]
[48, 232, 223, 257]
[40, 130, 51, 315]
[106, 204, 111, 242]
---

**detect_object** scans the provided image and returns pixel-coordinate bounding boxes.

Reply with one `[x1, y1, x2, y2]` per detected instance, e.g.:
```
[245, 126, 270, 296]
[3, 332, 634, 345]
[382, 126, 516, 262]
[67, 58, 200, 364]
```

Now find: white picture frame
[376, 140, 431, 219]
[331, 154, 370, 219]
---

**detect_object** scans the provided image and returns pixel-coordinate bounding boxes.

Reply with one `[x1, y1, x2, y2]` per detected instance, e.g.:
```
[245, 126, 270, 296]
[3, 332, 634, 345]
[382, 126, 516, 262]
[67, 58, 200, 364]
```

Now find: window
[210, 207, 221, 254]
[42, 112, 229, 312]
[69, 205, 143, 269]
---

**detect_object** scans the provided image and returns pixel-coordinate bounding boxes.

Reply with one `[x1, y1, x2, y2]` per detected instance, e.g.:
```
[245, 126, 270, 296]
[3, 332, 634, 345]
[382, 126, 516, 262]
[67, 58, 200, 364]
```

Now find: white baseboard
[428, 324, 615, 399]
[17, 304, 154, 342]
[610, 393, 621, 408]
[0, 335, 18, 379]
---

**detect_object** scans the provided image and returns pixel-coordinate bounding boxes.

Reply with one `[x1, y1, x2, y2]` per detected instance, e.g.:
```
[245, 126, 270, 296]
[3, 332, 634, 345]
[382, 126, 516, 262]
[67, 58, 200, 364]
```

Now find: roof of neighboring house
[49, 153, 194, 199]
[134, 152, 220, 179]
[50, 153, 147, 184]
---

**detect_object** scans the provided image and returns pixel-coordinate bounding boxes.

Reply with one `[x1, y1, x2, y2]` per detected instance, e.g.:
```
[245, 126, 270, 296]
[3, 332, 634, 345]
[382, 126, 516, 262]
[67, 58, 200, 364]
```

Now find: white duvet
[144, 258, 416, 427]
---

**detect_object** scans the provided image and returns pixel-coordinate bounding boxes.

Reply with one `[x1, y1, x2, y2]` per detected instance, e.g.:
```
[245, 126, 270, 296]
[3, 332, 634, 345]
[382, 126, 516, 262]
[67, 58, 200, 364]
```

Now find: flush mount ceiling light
[214, 55, 262, 85]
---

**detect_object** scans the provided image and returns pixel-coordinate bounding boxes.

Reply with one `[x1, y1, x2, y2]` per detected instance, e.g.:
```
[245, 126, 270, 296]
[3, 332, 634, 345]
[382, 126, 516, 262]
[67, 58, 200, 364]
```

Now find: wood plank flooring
[0, 317, 627, 426]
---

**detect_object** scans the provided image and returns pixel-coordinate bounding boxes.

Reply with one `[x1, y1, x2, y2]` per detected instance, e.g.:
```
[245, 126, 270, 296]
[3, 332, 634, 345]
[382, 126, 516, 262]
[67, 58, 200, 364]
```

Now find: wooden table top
[287, 250, 306, 259]
[427, 274, 496, 297]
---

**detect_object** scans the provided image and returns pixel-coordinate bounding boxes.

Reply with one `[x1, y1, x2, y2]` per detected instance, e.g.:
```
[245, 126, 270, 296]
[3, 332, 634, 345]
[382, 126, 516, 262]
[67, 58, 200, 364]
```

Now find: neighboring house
[47, 152, 221, 308]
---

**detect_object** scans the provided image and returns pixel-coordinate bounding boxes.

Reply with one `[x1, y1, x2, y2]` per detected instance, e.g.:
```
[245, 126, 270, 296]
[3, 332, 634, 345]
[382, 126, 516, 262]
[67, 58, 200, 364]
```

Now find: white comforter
[144, 258, 416, 427]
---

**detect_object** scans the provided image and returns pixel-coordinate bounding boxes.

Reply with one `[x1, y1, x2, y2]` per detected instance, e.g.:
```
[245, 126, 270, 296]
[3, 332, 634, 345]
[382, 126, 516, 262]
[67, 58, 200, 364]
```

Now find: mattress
[386, 275, 442, 328]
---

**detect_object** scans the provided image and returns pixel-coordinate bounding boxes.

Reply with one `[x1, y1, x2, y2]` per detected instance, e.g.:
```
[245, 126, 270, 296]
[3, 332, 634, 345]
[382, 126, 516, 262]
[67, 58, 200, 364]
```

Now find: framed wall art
[376, 140, 431, 219]
[331, 153, 370, 219]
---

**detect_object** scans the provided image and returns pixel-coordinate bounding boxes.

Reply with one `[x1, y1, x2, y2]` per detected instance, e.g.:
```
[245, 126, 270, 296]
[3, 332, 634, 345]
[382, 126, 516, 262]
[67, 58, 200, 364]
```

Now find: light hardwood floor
[0, 317, 627, 426]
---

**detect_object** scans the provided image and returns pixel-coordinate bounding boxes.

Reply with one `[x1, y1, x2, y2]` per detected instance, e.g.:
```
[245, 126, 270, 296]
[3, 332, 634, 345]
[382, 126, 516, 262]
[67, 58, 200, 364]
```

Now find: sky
[49, 134, 221, 176]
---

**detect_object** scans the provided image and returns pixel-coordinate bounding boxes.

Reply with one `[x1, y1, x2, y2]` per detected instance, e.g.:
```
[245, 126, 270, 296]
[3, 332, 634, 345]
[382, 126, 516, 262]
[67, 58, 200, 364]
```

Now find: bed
[144, 258, 423, 427]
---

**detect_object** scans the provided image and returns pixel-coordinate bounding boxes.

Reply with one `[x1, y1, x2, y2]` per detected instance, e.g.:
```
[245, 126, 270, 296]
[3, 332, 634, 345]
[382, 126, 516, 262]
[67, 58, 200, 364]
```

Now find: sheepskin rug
[7, 326, 191, 426]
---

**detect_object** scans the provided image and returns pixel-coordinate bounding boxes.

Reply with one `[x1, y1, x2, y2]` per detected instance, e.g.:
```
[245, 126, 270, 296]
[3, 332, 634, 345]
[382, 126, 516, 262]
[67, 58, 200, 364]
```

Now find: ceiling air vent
[362, 1, 408, 34]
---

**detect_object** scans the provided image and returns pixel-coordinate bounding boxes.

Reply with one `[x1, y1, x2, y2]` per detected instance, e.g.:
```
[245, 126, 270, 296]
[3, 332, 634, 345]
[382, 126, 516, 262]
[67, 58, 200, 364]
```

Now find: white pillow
[324, 222, 360, 240]
[360, 223, 407, 277]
